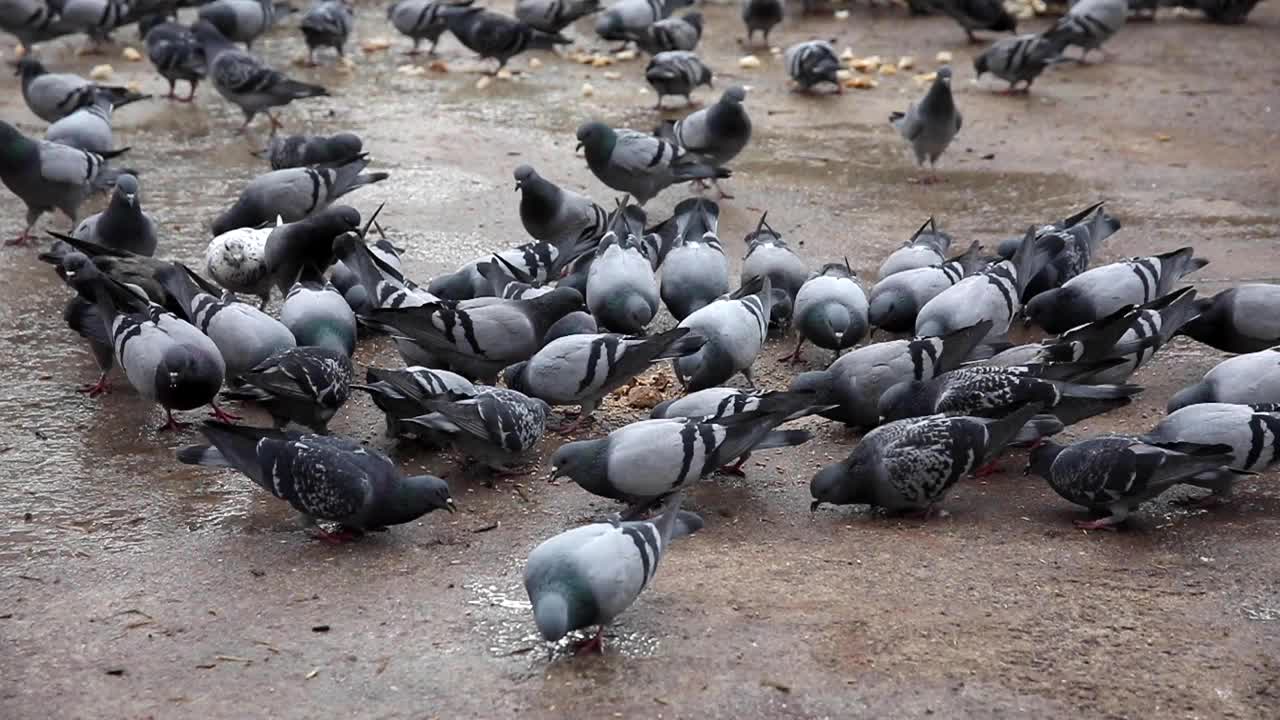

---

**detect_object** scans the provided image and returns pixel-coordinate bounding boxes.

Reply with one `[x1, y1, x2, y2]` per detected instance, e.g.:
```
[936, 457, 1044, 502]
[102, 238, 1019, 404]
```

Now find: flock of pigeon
[1, 0, 1276, 655]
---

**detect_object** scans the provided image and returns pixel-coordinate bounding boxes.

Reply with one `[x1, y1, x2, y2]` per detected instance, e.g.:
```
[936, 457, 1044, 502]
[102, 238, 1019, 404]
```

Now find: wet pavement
[2, 2, 1280, 718]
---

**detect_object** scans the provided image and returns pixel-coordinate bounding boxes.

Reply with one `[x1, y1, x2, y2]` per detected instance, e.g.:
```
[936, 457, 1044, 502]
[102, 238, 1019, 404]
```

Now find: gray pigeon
[281, 270, 358, 356]
[741, 0, 782, 46]
[299, 0, 352, 65]
[429, 238, 590, 301]
[673, 276, 772, 391]
[576, 121, 729, 206]
[515, 0, 601, 34]
[192, 20, 330, 133]
[784, 40, 840, 93]
[261, 131, 364, 170]
[46, 250, 117, 397]
[223, 345, 353, 432]
[648, 198, 728, 321]
[878, 217, 953, 279]
[71, 174, 159, 256]
[0, 120, 126, 245]
[177, 421, 454, 541]
[996, 201, 1121, 301]
[1027, 436, 1233, 529]
[143, 20, 207, 102]
[586, 205, 659, 333]
[387, 0, 473, 55]
[544, 311, 598, 344]
[869, 241, 983, 333]
[974, 32, 1061, 93]
[810, 403, 1048, 516]
[1141, 402, 1280, 502]
[58, 0, 130, 45]
[14, 57, 147, 123]
[927, 0, 1017, 43]
[644, 50, 713, 108]
[790, 261, 868, 362]
[441, 6, 570, 74]
[740, 213, 807, 328]
[890, 66, 962, 183]
[787, 320, 991, 428]
[40, 232, 189, 314]
[514, 165, 607, 247]
[1024, 246, 1207, 334]
[1041, 0, 1126, 63]
[351, 365, 475, 439]
[1159, 0, 1262, 23]
[403, 387, 550, 473]
[658, 85, 751, 197]
[0, 0, 79, 52]
[628, 11, 701, 54]
[211, 160, 383, 234]
[595, 0, 692, 45]
[503, 327, 705, 426]
[1180, 284, 1280, 354]
[44, 89, 120, 155]
[331, 230, 440, 314]
[524, 495, 701, 654]
[197, 0, 278, 48]
[1168, 347, 1280, 412]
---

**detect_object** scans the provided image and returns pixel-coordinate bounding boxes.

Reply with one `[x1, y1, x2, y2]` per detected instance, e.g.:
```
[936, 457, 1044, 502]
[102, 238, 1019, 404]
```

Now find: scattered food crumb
[361, 38, 392, 53]
[89, 64, 113, 81]
[476, 76, 492, 90]
[581, 82, 595, 96]
[935, 51, 954, 64]
[898, 56, 915, 70]
[121, 47, 141, 62]
[738, 55, 761, 69]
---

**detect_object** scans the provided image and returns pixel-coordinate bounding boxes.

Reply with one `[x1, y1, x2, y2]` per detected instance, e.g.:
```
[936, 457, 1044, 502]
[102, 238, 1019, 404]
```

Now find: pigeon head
[799, 303, 851, 350]
[428, 268, 482, 301]
[528, 287, 586, 335]
[1024, 439, 1064, 479]
[309, 205, 363, 237]
[1167, 381, 1212, 414]
[593, 12, 625, 40]
[768, 287, 793, 327]
[877, 380, 933, 422]
[501, 361, 530, 393]
[61, 252, 102, 290]
[13, 58, 45, 81]
[379, 474, 456, 524]
[548, 439, 608, 493]
[722, 85, 747, 105]
[530, 589, 572, 642]
[973, 54, 988, 78]
[935, 66, 953, 83]
[809, 457, 872, 510]
[868, 287, 915, 333]
[681, 11, 704, 33]
[513, 164, 538, 191]
[672, 341, 735, 392]
[598, 292, 654, 335]
[1023, 287, 1090, 334]
[155, 345, 223, 411]
[114, 174, 140, 206]
[575, 122, 616, 163]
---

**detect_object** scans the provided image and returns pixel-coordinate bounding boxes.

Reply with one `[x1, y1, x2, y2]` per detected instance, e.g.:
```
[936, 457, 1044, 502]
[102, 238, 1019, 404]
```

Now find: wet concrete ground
[2, 2, 1280, 718]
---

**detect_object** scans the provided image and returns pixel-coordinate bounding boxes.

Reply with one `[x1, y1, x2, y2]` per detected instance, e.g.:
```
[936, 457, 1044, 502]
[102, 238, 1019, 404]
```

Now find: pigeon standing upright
[784, 40, 840, 93]
[741, 0, 782, 46]
[197, 0, 278, 48]
[648, 197, 728, 321]
[878, 217, 953, 279]
[44, 89, 121, 155]
[740, 213, 807, 327]
[441, 6, 570, 74]
[576, 121, 729, 205]
[673, 276, 772, 390]
[658, 85, 751, 197]
[299, 0, 353, 65]
[790, 260, 868, 362]
[890, 66, 962, 183]
[644, 50, 714, 108]
[143, 20, 207, 102]
[627, 11, 701, 54]
[46, 250, 117, 397]
[513, 165, 607, 246]
[515, 0, 601, 35]
[1179, 284, 1280, 354]
[1167, 347, 1280, 412]
[71, 174, 159, 256]
[210, 160, 383, 233]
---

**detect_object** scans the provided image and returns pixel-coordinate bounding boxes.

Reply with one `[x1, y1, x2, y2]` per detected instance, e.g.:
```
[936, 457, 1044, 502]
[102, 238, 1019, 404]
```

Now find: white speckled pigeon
[403, 387, 550, 473]
[222, 345, 353, 432]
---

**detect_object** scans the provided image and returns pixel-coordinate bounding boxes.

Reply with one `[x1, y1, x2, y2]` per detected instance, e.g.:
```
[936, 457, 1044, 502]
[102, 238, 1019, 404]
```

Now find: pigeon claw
[78, 375, 111, 398]
[971, 461, 1003, 478]
[571, 626, 606, 655]
[1073, 517, 1121, 532]
[311, 527, 363, 544]
[157, 410, 190, 432]
[209, 403, 242, 423]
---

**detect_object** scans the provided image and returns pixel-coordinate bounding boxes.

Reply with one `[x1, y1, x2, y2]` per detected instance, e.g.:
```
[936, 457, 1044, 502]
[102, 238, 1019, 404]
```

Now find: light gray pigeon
[544, 311, 599, 344]
[741, 0, 783, 46]
[144, 20, 207, 102]
[514, 165, 607, 247]
[1027, 435, 1233, 529]
[15, 57, 148, 123]
[281, 269, 357, 356]
[177, 421, 454, 542]
[1024, 246, 1207, 334]
[192, 20, 330, 133]
[477, 259, 555, 301]
[71, 174, 159, 256]
[974, 32, 1062, 93]
[673, 276, 771, 391]
[878, 217, 953, 279]
[927, 0, 1017, 43]
[595, 0, 692, 45]
[576, 121, 729, 206]
[628, 11, 701, 54]
[1180, 284, 1280, 354]
[644, 50, 713, 108]
[300, 0, 352, 65]
[44, 89, 120, 155]
[648, 197, 728, 321]
[869, 241, 983, 333]
[1041, 0, 1126, 63]
[890, 66, 962, 183]
[787, 320, 992, 428]
[503, 327, 705, 426]
[351, 365, 475, 439]
[260, 131, 364, 170]
[1140, 402, 1279, 501]
[440, 5, 570, 74]
[222, 345, 353, 432]
[1168, 347, 1280, 412]
[524, 495, 701, 654]
[811, 403, 1048, 516]
[403, 387, 550, 474]
[586, 204, 660, 334]
[210, 160, 383, 234]
[515, 0, 601, 35]
[429, 238, 590, 301]
[198, 0, 279, 48]
[0, 120, 126, 245]
[387, 0, 473, 55]
[784, 40, 841, 93]
[54, 0, 130, 50]
[657, 85, 751, 197]
[790, 260, 868, 362]
[741, 213, 807, 328]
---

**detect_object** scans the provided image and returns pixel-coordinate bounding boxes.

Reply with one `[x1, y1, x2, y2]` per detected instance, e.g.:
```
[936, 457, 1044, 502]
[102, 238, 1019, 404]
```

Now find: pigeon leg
[306, 48, 317, 67]
[267, 113, 284, 134]
[740, 367, 757, 389]
[572, 625, 606, 655]
[180, 81, 198, 102]
[209, 402, 242, 423]
[1073, 515, 1122, 531]
[311, 527, 363, 544]
[165, 78, 177, 99]
[558, 411, 595, 435]
[785, 336, 805, 364]
[971, 460, 1003, 478]
[713, 178, 734, 200]
[157, 409, 190, 432]
[78, 373, 111, 398]
[717, 453, 750, 477]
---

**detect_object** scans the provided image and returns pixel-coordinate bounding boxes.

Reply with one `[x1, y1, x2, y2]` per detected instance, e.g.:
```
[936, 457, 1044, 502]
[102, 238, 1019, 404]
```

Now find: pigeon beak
[65, 269, 76, 280]
[125, 192, 136, 206]
[168, 371, 180, 385]
[809, 500, 822, 513]
[444, 498, 457, 513]
[574, 141, 583, 153]
[249, 147, 266, 158]
[514, 181, 521, 192]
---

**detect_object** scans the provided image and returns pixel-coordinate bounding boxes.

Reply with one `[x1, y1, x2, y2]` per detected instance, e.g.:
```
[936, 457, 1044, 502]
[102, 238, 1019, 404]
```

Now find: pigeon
[995, 201, 1121, 302]
[1180, 284, 1280, 354]
[157, 263, 296, 380]
[281, 269, 358, 356]
[740, 213, 807, 328]
[64, 253, 230, 430]
[503, 327, 705, 424]
[647, 197, 728, 321]
[259, 131, 364, 171]
[627, 11, 701, 54]
[402, 388, 550, 473]
[41, 232, 192, 313]
[784, 40, 840, 93]
[1024, 247, 1207, 334]
[47, 250, 117, 397]
[57, 0, 135, 46]
[544, 311, 598, 344]
[1159, 0, 1262, 23]
[595, 0, 691, 46]
[177, 421, 454, 541]
[0, 120, 127, 245]
[576, 121, 729, 206]
[810, 403, 1048, 516]
[331, 230, 441, 313]
[1141, 402, 1280, 502]
[387, 0, 473, 55]
[786, 320, 990, 428]
[1042, 0, 1127, 63]
[192, 20, 330, 133]
[879, 363, 1141, 425]
[515, 0, 601, 35]
[223, 345, 353, 432]
[994, 201, 1117, 262]
[299, 0, 352, 65]
[890, 66, 962, 183]
[657, 85, 751, 196]
[477, 259, 554, 300]
[790, 261, 869, 362]
[0, 0, 79, 51]
[143, 20, 206, 102]
[524, 495, 701, 654]
[70, 174, 158, 257]
[644, 50, 713, 108]
[550, 407, 812, 512]
[197, 0, 278, 48]
[441, 6, 570, 74]
[673, 276, 772, 391]
[428, 238, 590, 301]
[927, 0, 1017, 43]
[371, 288, 585, 381]
[878, 217, 954, 279]
[210, 160, 383, 234]
[1168, 347, 1280, 413]
[869, 241, 983, 333]
[1026, 435, 1234, 529]
[44, 89, 121, 155]
[916, 227, 1058, 344]
[14, 57, 148, 124]
[513, 165, 607, 247]
[973, 32, 1061, 93]
[586, 205, 660, 334]
[351, 365, 475, 439]
[741, 0, 782, 46]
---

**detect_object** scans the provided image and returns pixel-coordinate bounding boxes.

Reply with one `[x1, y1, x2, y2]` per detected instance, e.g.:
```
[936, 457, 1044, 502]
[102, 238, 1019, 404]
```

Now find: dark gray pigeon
[197, 0, 280, 48]
[790, 261, 868, 362]
[299, 0, 352, 65]
[673, 276, 772, 391]
[144, 20, 207, 102]
[869, 241, 983, 333]
[927, 0, 1017, 43]
[210, 160, 382, 234]
[1041, 0, 1126, 63]
[429, 238, 590, 301]
[974, 32, 1061, 93]
[657, 85, 751, 197]
[403, 387, 550, 473]
[47, 250, 116, 397]
[878, 217, 953, 279]
[261, 131, 363, 170]
[628, 11, 700, 54]
[1027, 436, 1233, 530]
[995, 201, 1121, 302]
[1024, 246, 1207, 334]
[178, 421, 454, 541]
[525, 495, 701, 654]
[281, 269, 357, 356]
[576, 120, 729, 206]
[595, 0, 692, 45]
[71, 174, 158, 256]
[741, 0, 782, 46]
[543, 310, 598, 344]
[15, 57, 147, 123]
[644, 50, 713, 108]
[1168, 347, 1280, 412]
[351, 365, 475, 439]
[1180, 284, 1280, 354]
[740, 213, 807, 328]
[223, 345, 353, 432]
[784, 40, 840, 93]
[1158, 0, 1262, 23]
[648, 197, 727, 321]
[441, 6, 570, 74]
[1140, 402, 1280, 503]
[41, 232, 188, 313]
[515, 0, 601, 34]
[387, 0, 474, 55]
[0, 0, 79, 52]
[586, 204, 659, 334]
[890, 66, 962, 183]
[514, 165, 607, 247]
[44, 89, 121, 155]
